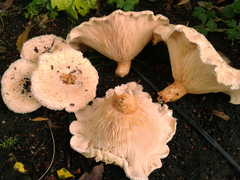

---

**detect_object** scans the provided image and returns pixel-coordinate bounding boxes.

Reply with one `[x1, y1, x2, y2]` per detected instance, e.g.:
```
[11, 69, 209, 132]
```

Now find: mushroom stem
[112, 89, 138, 114]
[115, 61, 131, 77]
[158, 80, 188, 103]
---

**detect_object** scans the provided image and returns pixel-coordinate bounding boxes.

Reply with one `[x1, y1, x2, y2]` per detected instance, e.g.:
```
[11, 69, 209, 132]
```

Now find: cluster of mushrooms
[1, 9, 240, 180]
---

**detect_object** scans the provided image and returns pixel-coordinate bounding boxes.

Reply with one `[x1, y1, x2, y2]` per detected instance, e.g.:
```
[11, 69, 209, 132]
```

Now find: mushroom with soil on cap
[67, 9, 169, 77]
[69, 82, 177, 180]
[1, 59, 41, 113]
[152, 24, 240, 104]
[31, 47, 99, 112]
[20, 34, 70, 63]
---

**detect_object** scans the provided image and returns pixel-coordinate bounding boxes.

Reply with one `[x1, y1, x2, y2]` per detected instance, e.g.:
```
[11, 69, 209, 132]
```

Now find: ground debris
[212, 110, 230, 121]
[79, 163, 104, 180]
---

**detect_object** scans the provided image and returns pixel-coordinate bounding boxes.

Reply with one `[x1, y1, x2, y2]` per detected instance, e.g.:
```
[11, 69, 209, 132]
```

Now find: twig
[31, 139, 46, 160]
[38, 120, 56, 180]
[131, 64, 240, 173]
[0, 16, 4, 34]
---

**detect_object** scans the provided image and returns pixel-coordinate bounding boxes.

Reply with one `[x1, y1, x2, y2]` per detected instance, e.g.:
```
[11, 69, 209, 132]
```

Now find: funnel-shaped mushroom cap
[21, 34, 70, 63]
[1, 59, 41, 113]
[70, 82, 176, 180]
[31, 47, 99, 112]
[153, 24, 240, 104]
[67, 10, 169, 77]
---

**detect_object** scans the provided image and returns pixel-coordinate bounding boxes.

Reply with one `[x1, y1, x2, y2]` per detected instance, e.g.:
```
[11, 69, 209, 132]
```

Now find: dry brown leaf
[79, 163, 104, 180]
[197, 1, 223, 13]
[212, 110, 230, 121]
[177, 0, 190, 6]
[16, 26, 31, 53]
[217, 0, 226, 5]
[0, 0, 13, 13]
[31, 117, 49, 121]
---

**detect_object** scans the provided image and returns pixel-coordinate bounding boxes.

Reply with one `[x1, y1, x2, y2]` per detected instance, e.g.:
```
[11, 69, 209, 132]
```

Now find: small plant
[192, 2, 217, 36]
[24, 0, 58, 19]
[51, 0, 97, 20]
[108, 0, 139, 11]
[224, 19, 240, 40]
[0, 136, 18, 149]
[192, 1, 240, 40]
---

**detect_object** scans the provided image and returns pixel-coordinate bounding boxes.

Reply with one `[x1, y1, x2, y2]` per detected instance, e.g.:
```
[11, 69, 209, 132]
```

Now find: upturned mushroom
[69, 82, 176, 180]
[67, 10, 169, 77]
[21, 34, 70, 63]
[31, 47, 99, 112]
[1, 59, 41, 113]
[152, 24, 240, 104]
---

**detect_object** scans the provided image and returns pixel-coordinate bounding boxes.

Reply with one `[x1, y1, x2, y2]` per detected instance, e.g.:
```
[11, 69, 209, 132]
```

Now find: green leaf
[206, 10, 215, 18]
[232, 0, 240, 14]
[206, 18, 217, 32]
[87, 0, 97, 9]
[198, 25, 208, 36]
[51, 0, 97, 19]
[204, 2, 212, 10]
[221, 4, 236, 18]
[194, 6, 206, 14]
[225, 28, 240, 40]
[117, 0, 125, 9]
[199, 13, 207, 24]
[108, 0, 117, 4]
[74, 0, 89, 17]
[225, 19, 237, 28]
[237, 25, 240, 32]
[124, 0, 136, 11]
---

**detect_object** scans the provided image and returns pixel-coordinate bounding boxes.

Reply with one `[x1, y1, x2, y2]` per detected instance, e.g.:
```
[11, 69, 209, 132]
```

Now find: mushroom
[1, 59, 41, 113]
[31, 47, 99, 112]
[152, 24, 240, 104]
[20, 34, 70, 63]
[69, 82, 176, 180]
[67, 10, 169, 77]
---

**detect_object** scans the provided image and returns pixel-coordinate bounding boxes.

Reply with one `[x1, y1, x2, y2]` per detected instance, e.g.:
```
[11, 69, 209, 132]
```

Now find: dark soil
[1, 0, 240, 180]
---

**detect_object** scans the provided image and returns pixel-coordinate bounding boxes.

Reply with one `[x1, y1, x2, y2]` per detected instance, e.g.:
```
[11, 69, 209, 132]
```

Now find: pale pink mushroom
[21, 34, 70, 63]
[70, 82, 176, 180]
[1, 59, 41, 113]
[67, 10, 169, 77]
[152, 24, 240, 104]
[31, 47, 99, 112]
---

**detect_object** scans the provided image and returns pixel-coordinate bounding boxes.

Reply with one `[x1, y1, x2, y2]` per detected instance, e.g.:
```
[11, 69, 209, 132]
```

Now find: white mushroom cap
[67, 10, 169, 77]
[31, 47, 99, 112]
[152, 24, 240, 104]
[70, 82, 177, 180]
[1, 59, 41, 113]
[20, 34, 70, 63]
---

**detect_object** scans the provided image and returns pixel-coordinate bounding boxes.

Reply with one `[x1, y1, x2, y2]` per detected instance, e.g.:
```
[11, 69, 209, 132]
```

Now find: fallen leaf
[197, 1, 223, 13]
[16, 26, 31, 53]
[212, 110, 230, 121]
[177, 0, 190, 6]
[13, 162, 27, 173]
[57, 168, 75, 179]
[217, 0, 226, 4]
[79, 163, 104, 180]
[31, 117, 49, 121]
[0, 0, 13, 13]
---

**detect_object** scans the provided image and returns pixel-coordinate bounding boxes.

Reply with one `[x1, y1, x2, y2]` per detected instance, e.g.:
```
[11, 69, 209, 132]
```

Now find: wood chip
[212, 110, 230, 121]
[177, 0, 190, 6]
[31, 117, 49, 121]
